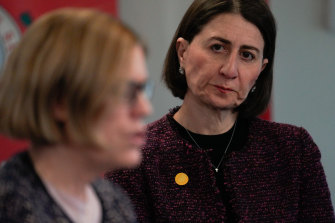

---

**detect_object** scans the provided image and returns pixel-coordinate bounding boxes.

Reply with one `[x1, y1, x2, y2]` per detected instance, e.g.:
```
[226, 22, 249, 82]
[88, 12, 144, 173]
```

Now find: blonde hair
[0, 8, 140, 146]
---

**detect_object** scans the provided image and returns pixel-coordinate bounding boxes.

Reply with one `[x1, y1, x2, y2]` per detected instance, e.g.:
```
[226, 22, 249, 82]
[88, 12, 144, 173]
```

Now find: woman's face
[177, 13, 268, 111]
[91, 45, 152, 169]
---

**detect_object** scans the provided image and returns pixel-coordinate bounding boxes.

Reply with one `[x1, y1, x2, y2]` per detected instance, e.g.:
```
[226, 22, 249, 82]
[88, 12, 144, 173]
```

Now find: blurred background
[0, 0, 334, 206]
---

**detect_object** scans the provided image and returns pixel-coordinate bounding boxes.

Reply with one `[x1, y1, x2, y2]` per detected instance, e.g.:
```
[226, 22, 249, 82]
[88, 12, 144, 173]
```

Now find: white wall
[119, 0, 192, 122]
[271, 0, 335, 204]
[119, 0, 335, 205]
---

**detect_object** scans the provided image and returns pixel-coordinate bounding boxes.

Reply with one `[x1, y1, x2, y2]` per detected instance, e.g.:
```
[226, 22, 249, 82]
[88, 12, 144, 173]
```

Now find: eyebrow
[127, 81, 146, 90]
[209, 36, 261, 54]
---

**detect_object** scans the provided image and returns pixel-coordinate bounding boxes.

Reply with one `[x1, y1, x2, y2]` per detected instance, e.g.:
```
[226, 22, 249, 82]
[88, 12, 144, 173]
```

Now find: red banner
[0, 0, 117, 31]
[0, 0, 117, 162]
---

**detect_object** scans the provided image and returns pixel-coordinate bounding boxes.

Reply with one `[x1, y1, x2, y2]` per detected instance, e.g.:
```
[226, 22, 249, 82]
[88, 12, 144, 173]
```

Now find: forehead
[195, 13, 265, 49]
[122, 45, 148, 83]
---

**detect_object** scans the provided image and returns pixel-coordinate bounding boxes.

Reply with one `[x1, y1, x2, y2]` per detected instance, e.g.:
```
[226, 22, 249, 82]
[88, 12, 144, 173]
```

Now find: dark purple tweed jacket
[107, 108, 334, 222]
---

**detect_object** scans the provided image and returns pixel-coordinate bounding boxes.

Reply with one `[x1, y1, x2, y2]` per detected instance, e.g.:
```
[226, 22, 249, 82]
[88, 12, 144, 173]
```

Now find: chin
[205, 97, 231, 109]
[119, 149, 143, 169]
[208, 102, 235, 111]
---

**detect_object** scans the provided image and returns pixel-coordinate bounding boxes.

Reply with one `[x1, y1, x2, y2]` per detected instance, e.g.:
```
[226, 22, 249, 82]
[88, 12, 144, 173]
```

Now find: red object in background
[0, 0, 117, 162]
[0, 0, 117, 31]
[0, 135, 28, 161]
[260, 106, 272, 121]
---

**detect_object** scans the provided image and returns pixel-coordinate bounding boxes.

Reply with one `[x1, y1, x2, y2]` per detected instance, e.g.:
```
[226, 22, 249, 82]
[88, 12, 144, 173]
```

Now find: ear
[52, 100, 68, 122]
[261, 58, 268, 72]
[176, 37, 189, 67]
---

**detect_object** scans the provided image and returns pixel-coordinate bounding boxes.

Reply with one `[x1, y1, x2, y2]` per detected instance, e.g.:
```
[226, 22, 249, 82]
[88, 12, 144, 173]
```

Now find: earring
[179, 66, 185, 75]
[251, 86, 256, 93]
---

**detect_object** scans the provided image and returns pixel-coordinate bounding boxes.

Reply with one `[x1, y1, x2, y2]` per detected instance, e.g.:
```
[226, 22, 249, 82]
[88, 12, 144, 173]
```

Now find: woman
[107, 0, 334, 222]
[0, 8, 152, 223]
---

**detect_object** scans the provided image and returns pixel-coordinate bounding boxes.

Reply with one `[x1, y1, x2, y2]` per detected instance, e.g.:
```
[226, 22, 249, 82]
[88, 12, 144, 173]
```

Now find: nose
[131, 92, 153, 118]
[220, 53, 238, 79]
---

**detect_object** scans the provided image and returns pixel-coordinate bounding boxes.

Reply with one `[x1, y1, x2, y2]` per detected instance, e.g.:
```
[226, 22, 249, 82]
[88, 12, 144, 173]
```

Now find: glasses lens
[125, 80, 154, 105]
[144, 80, 154, 100]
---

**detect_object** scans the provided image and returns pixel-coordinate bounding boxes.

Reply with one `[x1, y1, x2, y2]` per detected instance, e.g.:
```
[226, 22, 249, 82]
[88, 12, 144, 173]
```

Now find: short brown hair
[0, 8, 141, 146]
[163, 0, 276, 118]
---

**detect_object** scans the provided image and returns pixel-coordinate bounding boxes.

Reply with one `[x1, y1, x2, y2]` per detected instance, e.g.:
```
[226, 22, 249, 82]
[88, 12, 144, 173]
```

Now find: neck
[174, 94, 238, 135]
[29, 144, 100, 201]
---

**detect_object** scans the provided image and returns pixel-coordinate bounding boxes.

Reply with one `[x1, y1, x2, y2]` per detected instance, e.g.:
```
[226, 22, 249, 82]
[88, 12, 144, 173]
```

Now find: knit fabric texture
[107, 107, 335, 222]
[0, 151, 137, 223]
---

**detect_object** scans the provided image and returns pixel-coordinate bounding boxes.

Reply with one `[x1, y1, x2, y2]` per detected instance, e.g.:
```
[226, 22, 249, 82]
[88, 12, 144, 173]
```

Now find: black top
[0, 151, 137, 223]
[169, 115, 249, 222]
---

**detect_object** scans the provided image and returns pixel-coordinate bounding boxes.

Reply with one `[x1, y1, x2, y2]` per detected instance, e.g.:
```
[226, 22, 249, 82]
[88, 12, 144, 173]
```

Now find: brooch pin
[175, 172, 189, 186]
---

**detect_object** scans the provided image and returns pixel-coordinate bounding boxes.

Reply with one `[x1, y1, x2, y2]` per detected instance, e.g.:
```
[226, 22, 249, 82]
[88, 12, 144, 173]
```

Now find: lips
[214, 85, 234, 93]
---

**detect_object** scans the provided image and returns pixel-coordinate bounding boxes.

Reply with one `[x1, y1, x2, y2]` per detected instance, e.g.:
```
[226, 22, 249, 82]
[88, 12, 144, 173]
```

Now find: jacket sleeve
[298, 127, 335, 222]
[105, 165, 155, 223]
[0, 187, 33, 223]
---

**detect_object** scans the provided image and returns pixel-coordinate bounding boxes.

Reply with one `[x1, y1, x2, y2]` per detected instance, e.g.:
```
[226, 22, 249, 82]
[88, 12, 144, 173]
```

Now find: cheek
[185, 51, 215, 89]
[248, 75, 259, 87]
[92, 102, 143, 168]
[102, 117, 142, 168]
[237, 68, 262, 101]
[93, 108, 128, 148]
[243, 67, 263, 88]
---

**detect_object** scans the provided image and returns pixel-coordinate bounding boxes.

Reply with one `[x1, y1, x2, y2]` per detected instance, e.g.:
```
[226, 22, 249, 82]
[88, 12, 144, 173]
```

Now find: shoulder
[146, 107, 185, 145]
[143, 111, 185, 156]
[93, 178, 130, 202]
[0, 151, 33, 192]
[248, 118, 319, 157]
[93, 179, 136, 222]
[146, 114, 170, 136]
[249, 118, 312, 141]
[0, 152, 35, 222]
[146, 107, 181, 135]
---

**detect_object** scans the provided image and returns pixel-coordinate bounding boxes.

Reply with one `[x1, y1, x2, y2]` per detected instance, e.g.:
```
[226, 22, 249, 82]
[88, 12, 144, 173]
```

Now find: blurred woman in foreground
[0, 8, 152, 223]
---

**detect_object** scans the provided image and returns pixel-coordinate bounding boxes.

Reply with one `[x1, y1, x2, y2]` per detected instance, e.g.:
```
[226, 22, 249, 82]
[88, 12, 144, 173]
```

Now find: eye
[123, 82, 142, 104]
[211, 44, 225, 52]
[124, 85, 138, 104]
[123, 81, 154, 105]
[241, 51, 255, 61]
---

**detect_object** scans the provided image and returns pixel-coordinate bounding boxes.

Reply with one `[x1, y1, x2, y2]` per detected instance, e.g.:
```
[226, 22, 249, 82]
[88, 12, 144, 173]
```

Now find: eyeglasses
[124, 80, 154, 106]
